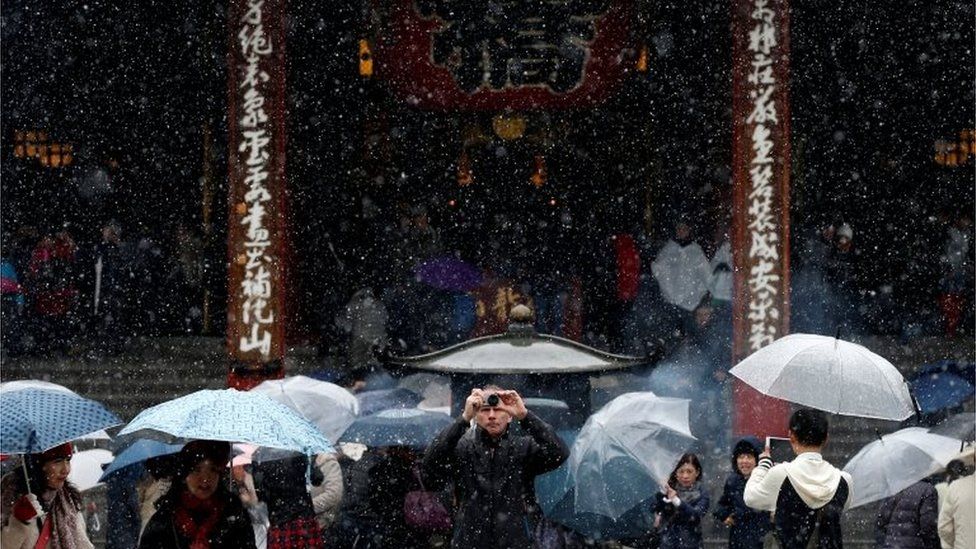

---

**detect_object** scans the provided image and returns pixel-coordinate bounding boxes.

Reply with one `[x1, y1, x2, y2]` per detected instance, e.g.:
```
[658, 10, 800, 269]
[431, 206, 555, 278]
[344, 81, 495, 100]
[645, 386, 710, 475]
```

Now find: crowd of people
[1, 204, 971, 364]
[1, 394, 973, 549]
[0, 221, 210, 357]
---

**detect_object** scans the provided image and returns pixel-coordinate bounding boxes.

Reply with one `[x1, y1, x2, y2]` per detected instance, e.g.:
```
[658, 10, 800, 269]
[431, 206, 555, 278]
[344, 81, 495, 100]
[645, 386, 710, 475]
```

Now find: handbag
[403, 467, 452, 531]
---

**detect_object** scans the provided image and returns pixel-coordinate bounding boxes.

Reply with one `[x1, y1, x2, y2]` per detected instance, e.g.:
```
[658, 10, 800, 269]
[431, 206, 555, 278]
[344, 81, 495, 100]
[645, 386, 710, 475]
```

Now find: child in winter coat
[714, 437, 772, 549]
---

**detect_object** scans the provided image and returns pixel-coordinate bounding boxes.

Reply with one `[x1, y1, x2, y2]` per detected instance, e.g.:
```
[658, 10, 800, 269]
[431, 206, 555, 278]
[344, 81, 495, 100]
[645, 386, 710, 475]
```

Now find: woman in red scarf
[138, 441, 255, 549]
[0, 442, 94, 549]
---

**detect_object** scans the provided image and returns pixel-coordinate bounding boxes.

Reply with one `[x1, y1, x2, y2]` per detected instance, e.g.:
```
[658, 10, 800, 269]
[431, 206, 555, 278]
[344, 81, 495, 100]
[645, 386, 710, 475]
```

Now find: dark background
[2, 0, 973, 336]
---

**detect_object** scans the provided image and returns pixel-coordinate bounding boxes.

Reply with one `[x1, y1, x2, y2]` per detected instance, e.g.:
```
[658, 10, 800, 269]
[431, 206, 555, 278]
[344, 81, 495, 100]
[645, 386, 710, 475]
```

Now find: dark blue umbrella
[413, 256, 482, 292]
[356, 388, 423, 417]
[99, 439, 183, 481]
[1, 388, 122, 454]
[339, 408, 452, 448]
[910, 370, 975, 413]
[918, 360, 975, 381]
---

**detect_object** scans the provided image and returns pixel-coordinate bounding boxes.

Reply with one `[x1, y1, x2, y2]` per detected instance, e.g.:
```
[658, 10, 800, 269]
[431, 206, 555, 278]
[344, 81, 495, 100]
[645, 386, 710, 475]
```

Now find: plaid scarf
[174, 492, 225, 549]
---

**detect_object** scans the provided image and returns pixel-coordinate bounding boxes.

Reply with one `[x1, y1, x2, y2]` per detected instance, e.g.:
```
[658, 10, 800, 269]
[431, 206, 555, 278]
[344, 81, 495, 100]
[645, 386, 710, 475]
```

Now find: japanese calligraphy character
[415, 0, 608, 93]
[240, 322, 273, 355]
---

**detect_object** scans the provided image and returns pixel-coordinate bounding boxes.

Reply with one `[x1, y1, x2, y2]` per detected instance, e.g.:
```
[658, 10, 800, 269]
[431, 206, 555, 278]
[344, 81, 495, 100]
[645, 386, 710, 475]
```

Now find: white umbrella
[251, 376, 359, 443]
[729, 333, 915, 420]
[843, 427, 961, 508]
[562, 392, 696, 520]
[0, 380, 112, 440]
[68, 449, 114, 491]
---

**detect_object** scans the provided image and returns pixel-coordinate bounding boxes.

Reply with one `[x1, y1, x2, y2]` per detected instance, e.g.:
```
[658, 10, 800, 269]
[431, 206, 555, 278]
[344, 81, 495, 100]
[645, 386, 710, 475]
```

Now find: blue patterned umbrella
[118, 389, 334, 455]
[0, 388, 122, 454]
[339, 408, 452, 448]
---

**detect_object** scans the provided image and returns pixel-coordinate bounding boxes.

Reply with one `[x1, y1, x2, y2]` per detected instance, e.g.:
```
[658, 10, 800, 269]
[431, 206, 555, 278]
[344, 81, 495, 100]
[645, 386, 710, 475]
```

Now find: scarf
[174, 491, 225, 549]
[675, 482, 702, 506]
[1, 470, 83, 549]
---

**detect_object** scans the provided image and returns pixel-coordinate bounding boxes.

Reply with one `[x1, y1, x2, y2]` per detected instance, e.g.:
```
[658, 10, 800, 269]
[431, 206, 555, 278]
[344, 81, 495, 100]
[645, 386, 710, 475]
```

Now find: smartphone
[765, 436, 792, 463]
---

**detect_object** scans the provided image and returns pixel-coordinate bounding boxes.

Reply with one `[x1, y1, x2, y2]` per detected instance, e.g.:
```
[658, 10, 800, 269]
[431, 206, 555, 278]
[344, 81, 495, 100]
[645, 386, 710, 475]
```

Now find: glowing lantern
[530, 154, 547, 188]
[359, 39, 373, 77]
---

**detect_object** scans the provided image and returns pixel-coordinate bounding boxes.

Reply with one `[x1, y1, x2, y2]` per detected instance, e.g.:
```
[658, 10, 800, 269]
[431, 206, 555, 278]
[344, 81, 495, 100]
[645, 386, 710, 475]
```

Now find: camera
[485, 393, 500, 407]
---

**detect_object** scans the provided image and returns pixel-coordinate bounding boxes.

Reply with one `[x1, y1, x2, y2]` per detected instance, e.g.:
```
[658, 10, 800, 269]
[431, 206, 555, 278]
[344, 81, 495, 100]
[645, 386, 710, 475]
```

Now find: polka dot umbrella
[0, 388, 122, 454]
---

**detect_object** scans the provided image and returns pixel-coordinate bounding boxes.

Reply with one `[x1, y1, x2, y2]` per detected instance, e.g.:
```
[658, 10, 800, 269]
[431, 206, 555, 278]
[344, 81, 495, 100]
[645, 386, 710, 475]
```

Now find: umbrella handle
[20, 459, 43, 531]
[21, 459, 32, 496]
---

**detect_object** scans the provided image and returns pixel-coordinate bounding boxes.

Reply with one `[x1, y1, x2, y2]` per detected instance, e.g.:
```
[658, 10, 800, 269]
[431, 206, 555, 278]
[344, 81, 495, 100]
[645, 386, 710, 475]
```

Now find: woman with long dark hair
[138, 440, 256, 549]
[0, 442, 94, 549]
[654, 453, 710, 549]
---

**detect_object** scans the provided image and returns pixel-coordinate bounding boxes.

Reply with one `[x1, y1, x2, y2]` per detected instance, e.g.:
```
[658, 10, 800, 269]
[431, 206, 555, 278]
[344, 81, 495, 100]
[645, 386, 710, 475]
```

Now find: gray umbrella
[928, 413, 976, 442]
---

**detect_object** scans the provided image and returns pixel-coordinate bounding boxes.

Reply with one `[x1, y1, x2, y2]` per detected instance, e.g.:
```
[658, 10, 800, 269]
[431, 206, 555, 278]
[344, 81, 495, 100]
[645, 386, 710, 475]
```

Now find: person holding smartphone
[653, 453, 711, 549]
[743, 409, 852, 548]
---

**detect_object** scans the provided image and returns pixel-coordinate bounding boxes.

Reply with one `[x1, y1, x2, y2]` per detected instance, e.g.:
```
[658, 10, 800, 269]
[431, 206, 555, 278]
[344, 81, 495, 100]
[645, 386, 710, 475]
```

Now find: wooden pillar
[225, 0, 288, 389]
[731, 0, 792, 437]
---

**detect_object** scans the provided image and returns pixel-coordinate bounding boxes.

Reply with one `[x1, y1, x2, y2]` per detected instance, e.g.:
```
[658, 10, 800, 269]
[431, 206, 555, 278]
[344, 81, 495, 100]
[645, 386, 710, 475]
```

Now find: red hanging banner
[731, 0, 792, 438]
[226, 0, 288, 388]
[372, 0, 633, 110]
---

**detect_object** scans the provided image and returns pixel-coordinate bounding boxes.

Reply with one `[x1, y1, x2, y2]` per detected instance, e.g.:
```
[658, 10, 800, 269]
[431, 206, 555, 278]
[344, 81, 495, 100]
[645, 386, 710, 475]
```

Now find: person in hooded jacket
[874, 479, 939, 549]
[744, 409, 852, 549]
[0, 442, 94, 549]
[653, 453, 710, 549]
[138, 440, 256, 549]
[251, 449, 324, 548]
[422, 387, 569, 549]
[714, 438, 771, 549]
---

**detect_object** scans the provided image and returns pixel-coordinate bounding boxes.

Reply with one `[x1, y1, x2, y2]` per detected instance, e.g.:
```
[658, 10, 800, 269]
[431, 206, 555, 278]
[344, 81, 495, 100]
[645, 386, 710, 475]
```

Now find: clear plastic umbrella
[843, 427, 961, 507]
[729, 333, 915, 420]
[559, 392, 696, 520]
[68, 449, 114, 491]
[251, 376, 359, 443]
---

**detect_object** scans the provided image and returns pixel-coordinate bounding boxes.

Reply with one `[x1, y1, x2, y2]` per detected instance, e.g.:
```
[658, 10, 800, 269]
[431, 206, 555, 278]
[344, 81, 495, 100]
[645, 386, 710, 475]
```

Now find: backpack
[403, 466, 452, 531]
[771, 477, 848, 549]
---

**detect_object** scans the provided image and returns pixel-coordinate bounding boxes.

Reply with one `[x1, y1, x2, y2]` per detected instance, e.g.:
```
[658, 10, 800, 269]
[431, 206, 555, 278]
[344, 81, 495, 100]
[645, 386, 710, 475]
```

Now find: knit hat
[37, 442, 73, 462]
[836, 223, 853, 241]
[177, 440, 230, 478]
[731, 436, 762, 472]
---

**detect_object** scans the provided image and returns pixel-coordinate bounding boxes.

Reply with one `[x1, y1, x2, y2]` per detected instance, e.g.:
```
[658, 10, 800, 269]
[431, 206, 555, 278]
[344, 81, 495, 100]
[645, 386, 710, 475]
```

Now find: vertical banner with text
[226, 0, 287, 388]
[731, 0, 792, 437]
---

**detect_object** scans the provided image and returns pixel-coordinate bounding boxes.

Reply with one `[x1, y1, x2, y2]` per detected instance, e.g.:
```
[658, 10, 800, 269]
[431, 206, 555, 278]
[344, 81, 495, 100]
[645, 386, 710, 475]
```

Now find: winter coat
[938, 474, 975, 549]
[653, 483, 710, 549]
[875, 481, 940, 549]
[252, 453, 316, 527]
[1, 507, 94, 549]
[0, 472, 94, 549]
[714, 473, 771, 549]
[744, 453, 852, 549]
[422, 411, 569, 549]
[651, 240, 712, 312]
[708, 241, 733, 303]
[137, 490, 256, 549]
[310, 453, 343, 531]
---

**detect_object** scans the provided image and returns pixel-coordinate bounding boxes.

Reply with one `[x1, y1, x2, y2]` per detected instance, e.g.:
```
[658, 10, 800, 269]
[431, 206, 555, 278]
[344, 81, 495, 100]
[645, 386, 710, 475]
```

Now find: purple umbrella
[413, 256, 482, 292]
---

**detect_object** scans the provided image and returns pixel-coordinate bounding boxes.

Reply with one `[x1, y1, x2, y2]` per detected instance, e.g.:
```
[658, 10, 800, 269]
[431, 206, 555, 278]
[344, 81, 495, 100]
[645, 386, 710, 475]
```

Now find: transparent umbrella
[843, 427, 961, 508]
[68, 449, 114, 491]
[729, 333, 915, 420]
[558, 392, 696, 521]
[251, 376, 359, 443]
